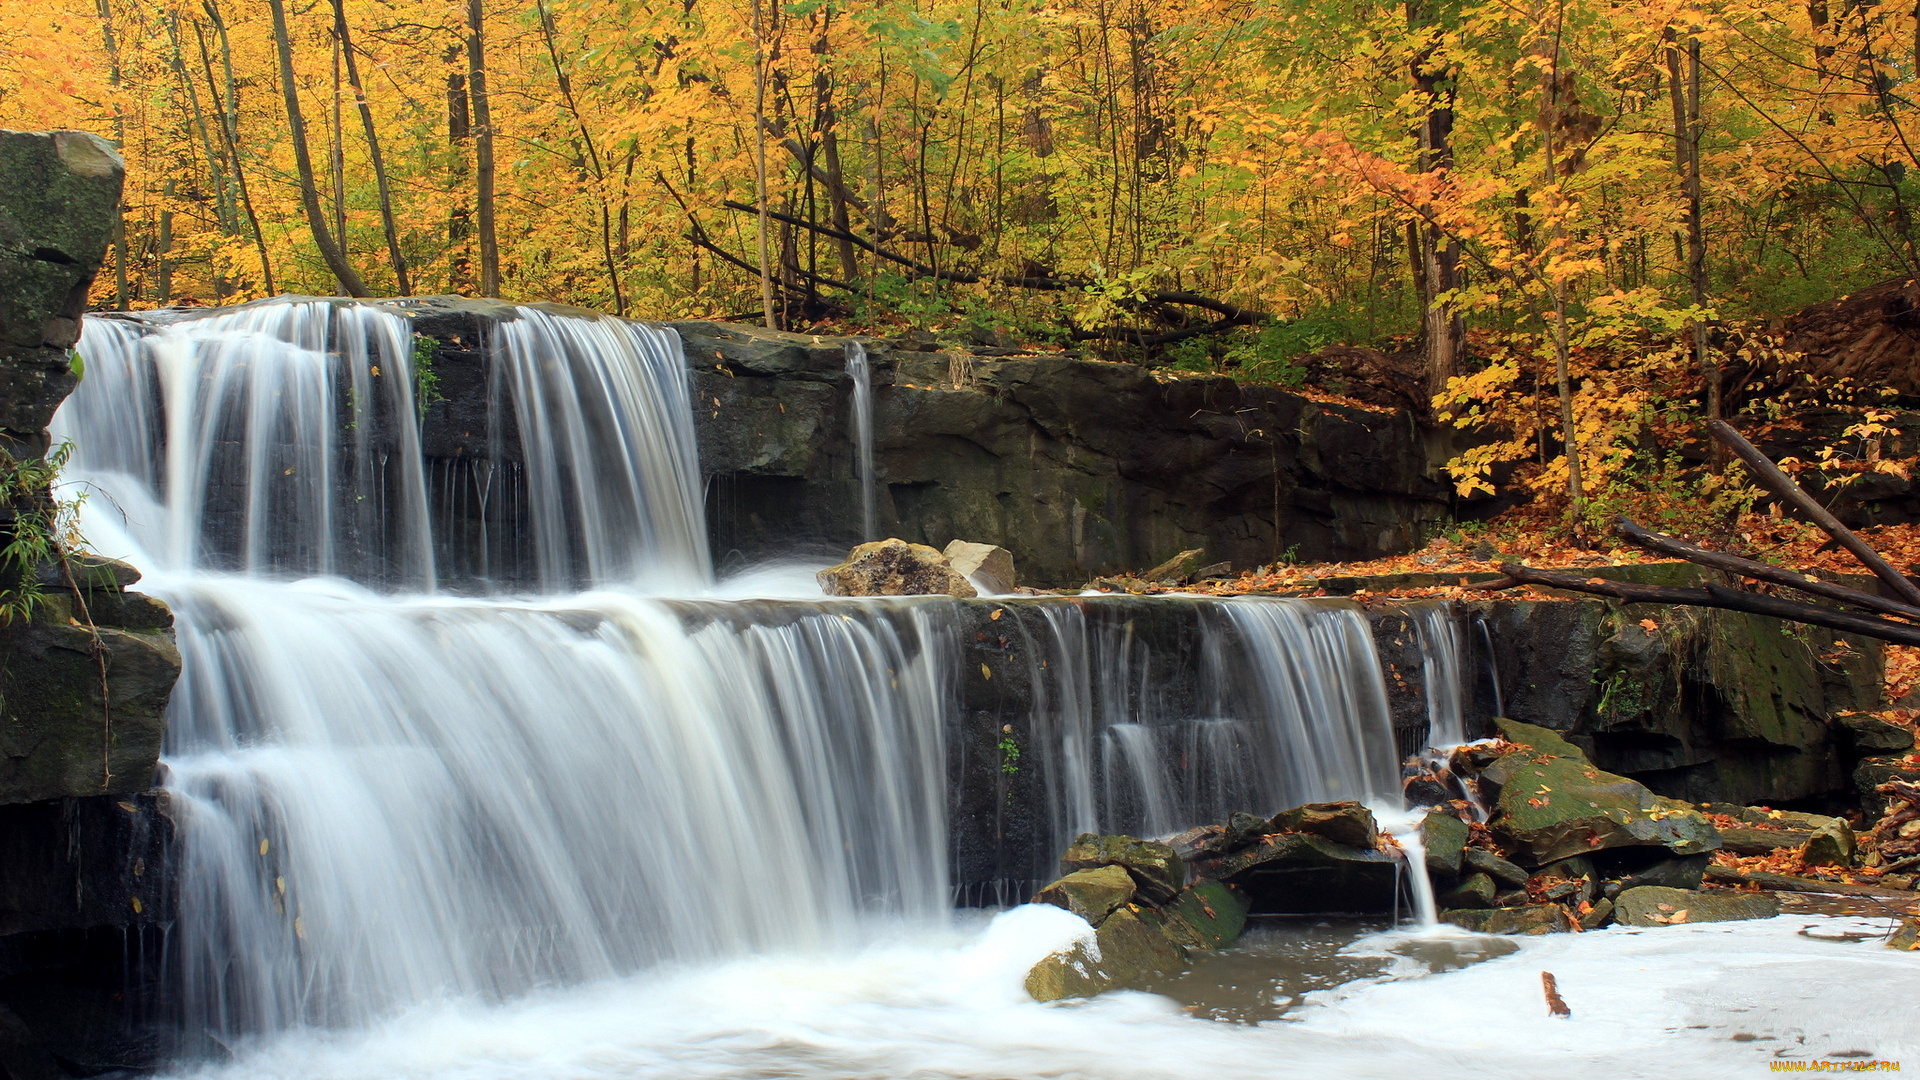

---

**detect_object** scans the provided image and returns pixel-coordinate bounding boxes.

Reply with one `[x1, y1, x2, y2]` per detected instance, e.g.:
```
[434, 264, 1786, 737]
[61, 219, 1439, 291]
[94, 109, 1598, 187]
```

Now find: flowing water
[845, 341, 875, 542]
[56, 300, 1912, 1078]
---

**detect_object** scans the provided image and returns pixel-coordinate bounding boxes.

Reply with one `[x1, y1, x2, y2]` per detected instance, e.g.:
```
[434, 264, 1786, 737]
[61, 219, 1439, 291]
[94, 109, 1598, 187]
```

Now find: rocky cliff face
[0, 131, 183, 1078]
[680, 321, 1451, 585]
[354, 299, 1452, 586]
[0, 130, 123, 459]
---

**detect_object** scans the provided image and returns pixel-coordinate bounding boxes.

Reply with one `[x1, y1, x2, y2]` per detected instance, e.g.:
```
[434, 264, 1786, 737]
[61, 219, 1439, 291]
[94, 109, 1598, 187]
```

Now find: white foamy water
[157, 909, 1918, 1080]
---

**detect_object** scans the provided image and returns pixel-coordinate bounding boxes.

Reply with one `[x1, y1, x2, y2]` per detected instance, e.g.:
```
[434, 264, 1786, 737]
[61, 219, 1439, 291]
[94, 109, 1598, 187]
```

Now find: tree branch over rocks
[1476, 422, 1920, 646]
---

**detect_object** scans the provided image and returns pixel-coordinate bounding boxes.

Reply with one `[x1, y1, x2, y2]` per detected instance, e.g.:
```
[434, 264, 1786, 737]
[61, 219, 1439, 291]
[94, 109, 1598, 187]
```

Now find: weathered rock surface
[943, 540, 1016, 594]
[1797, 819, 1857, 868]
[1613, 885, 1779, 926]
[0, 562, 179, 804]
[0, 130, 124, 457]
[816, 538, 977, 597]
[1148, 879, 1249, 950]
[1421, 811, 1469, 876]
[1485, 718, 1721, 866]
[1835, 712, 1915, 754]
[1464, 597, 1882, 807]
[1024, 906, 1187, 1002]
[1060, 834, 1185, 903]
[1442, 905, 1575, 935]
[1198, 831, 1401, 914]
[1269, 801, 1380, 849]
[1033, 865, 1135, 924]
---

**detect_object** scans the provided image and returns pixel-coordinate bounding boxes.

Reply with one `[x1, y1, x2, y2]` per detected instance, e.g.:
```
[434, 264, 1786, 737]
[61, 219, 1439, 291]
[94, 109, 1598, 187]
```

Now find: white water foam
[156, 910, 1919, 1080]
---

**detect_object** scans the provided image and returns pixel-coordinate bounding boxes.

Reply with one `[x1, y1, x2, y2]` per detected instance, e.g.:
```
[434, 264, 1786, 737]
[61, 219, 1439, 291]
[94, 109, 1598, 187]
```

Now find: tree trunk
[465, 0, 500, 297]
[330, 0, 411, 295]
[265, 0, 369, 296]
[445, 46, 472, 295]
[1666, 30, 1717, 453]
[534, 0, 622, 313]
[1407, 0, 1464, 397]
[96, 0, 129, 307]
[751, 0, 780, 330]
[202, 0, 275, 295]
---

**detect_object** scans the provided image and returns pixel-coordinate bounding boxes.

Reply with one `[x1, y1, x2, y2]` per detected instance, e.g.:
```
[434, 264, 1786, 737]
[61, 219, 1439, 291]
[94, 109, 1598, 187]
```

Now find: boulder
[1608, 853, 1710, 893]
[1420, 811, 1469, 876]
[1717, 825, 1816, 855]
[1463, 846, 1530, 887]
[1614, 885, 1779, 926]
[1482, 728, 1720, 866]
[1857, 757, 1920, 817]
[1888, 917, 1920, 951]
[1835, 713, 1916, 755]
[1437, 872, 1496, 909]
[1149, 880, 1250, 950]
[1579, 896, 1615, 929]
[816, 538, 977, 597]
[1492, 717, 1588, 760]
[1203, 831, 1401, 914]
[1798, 819, 1857, 868]
[1025, 906, 1187, 1002]
[942, 540, 1016, 594]
[1060, 834, 1185, 904]
[1143, 548, 1205, 585]
[1442, 905, 1575, 935]
[1033, 866, 1135, 924]
[1269, 801, 1380, 849]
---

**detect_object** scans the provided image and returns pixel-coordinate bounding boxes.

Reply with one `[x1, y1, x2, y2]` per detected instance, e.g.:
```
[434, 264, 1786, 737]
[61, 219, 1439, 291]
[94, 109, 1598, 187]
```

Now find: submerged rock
[816, 538, 977, 597]
[1442, 905, 1574, 935]
[1024, 906, 1187, 1002]
[1060, 833, 1185, 903]
[1614, 885, 1779, 926]
[1034, 866, 1135, 924]
[942, 540, 1016, 594]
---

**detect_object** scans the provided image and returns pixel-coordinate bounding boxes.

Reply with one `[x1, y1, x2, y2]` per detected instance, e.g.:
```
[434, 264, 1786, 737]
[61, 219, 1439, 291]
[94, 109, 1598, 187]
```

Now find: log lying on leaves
[1484, 563, 1920, 646]
[1709, 419, 1920, 607]
[1477, 421, 1920, 647]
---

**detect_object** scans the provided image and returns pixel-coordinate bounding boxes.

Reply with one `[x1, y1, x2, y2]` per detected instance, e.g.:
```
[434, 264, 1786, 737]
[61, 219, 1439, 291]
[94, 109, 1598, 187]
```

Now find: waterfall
[60, 301, 1442, 1053]
[1412, 604, 1467, 748]
[845, 341, 876, 541]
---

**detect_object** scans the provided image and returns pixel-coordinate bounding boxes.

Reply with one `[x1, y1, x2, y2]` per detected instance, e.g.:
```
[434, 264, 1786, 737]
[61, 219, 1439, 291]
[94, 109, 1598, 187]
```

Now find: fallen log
[1483, 563, 1920, 647]
[1709, 420, 1920, 607]
[1614, 518, 1920, 623]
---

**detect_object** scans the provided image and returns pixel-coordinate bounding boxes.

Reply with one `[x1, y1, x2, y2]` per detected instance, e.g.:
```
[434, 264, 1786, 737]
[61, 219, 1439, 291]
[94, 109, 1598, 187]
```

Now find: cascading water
[845, 341, 876, 541]
[61, 299, 1451, 1061]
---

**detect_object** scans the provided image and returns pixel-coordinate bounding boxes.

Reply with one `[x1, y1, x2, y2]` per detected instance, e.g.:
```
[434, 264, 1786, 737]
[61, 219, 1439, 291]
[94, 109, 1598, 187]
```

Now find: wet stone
[1441, 904, 1575, 935]
[1033, 865, 1135, 926]
[1614, 886, 1780, 927]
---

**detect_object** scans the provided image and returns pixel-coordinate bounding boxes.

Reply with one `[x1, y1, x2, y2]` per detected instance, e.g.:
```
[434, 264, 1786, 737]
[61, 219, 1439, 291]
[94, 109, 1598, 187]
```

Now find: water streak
[845, 342, 876, 541]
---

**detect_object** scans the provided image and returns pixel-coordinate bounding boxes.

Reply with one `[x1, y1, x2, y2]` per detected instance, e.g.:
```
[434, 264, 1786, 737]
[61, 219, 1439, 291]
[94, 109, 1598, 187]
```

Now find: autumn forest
[4, 0, 1918, 528]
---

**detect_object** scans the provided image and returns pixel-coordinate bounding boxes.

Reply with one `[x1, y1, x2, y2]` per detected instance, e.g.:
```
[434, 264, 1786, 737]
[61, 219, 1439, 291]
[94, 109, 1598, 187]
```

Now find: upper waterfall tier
[57, 297, 709, 593]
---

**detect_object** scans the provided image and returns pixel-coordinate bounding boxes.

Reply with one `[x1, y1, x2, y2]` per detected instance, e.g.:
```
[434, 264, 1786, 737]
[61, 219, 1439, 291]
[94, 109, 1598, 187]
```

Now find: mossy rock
[1420, 811, 1469, 876]
[1888, 918, 1920, 951]
[1463, 846, 1529, 887]
[1024, 906, 1188, 1002]
[1485, 746, 1721, 866]
[1437, 872, 1496, 910]
[1033, 865, 1135, 925]
[1492, 717, 1590, 761]
[1061, 834, 1185, 903]
[1268, 801, 1380, 849]
[1148, 879, 1249, 950]
[1442, 905, 1574, 935]
[1614, 885, 1779, 926]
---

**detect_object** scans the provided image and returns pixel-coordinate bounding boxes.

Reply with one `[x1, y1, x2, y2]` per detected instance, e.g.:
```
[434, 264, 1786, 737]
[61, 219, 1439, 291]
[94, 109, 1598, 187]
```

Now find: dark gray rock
[0, 130, 124, 456]
[1421, 811, 1469, 876]
[1463, 846, 1530, 887]
[1437, 872, 1496, 909]
[1835, 713, 1916, 755]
